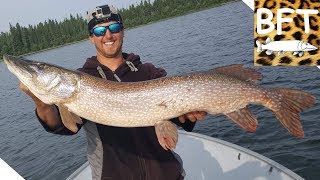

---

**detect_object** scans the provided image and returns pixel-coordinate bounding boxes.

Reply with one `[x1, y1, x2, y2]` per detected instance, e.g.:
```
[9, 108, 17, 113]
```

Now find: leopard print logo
[254, 0, 320, 66]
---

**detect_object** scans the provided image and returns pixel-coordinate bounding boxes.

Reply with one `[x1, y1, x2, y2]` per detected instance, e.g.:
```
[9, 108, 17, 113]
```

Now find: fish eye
[37, 63, 46, 70]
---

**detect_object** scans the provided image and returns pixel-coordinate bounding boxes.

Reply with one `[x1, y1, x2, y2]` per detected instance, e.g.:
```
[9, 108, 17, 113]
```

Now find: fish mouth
[3, 54, 36, 78]
[305, 45, 318, 51]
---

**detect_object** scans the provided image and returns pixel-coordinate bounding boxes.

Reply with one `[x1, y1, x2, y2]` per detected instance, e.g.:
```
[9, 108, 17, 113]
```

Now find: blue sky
[0, 0, 145, 33]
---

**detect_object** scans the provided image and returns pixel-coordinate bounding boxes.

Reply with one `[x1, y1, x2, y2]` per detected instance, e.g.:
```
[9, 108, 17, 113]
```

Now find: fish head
[3, 54, 80, 104]
[299, 42, 318, 51]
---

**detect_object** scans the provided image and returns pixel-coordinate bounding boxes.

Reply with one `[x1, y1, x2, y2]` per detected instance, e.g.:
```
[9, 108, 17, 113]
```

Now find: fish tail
[268, 88, 315, 137]
[256, 40, 262, 52]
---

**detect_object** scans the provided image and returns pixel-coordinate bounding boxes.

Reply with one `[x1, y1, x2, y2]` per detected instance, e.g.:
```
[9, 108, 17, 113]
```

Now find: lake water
[1, 2, 320, 179]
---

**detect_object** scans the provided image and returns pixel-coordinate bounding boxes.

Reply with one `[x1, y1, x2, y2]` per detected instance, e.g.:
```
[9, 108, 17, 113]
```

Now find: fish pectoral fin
[58, 105, 82, 133]
[154, 121, 178, 150]
[293, 51, 299, 56]
[298, 51, 304, 57]
[212, 64, 263, 83]
[266, 50, 273, 55]
[225, 106, 258, 132]
[266, 37, 271, 44]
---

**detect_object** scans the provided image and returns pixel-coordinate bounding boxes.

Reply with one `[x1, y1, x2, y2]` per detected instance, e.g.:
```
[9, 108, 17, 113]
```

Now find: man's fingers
[186, 113, 196, 122]
[19, 83, 28, 91]
[193, 112, 203, 120]
[187, 111, 207, 122]
[178, 115, 186, 123]
[19, 83, 35, 97]
[179, 111, 208, 123]
[19, 83, 32, 95]
[195, 111, 207, 120]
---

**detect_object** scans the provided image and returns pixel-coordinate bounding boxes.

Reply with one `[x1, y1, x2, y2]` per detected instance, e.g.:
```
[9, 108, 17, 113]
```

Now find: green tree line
[0, 14, 87, 57]
[0, 0, 234, 57]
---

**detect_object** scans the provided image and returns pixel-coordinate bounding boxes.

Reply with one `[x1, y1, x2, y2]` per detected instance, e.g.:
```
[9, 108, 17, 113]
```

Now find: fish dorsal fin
[212, 64, 263, 83]
[293, 51, 299, 56]
[266, 37, 271, 44]
[58, 104, 83, 133]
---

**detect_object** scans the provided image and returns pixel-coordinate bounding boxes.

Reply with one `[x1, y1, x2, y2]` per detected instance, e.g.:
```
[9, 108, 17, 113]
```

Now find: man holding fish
[19, 4, 206, 180]
[5, 3, 315, 180]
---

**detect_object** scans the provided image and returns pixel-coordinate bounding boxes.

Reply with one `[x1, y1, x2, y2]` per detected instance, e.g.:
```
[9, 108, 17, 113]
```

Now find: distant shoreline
[0, 0, 239, 61]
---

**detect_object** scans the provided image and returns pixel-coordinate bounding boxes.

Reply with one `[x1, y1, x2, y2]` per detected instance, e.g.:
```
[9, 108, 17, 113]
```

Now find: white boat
[67, 131, 304, 180]
[0, 158, 24, 180]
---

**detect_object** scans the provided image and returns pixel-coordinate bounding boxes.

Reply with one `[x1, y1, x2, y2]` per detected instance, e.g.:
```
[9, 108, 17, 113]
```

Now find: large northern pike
[3, 54, 316, 150]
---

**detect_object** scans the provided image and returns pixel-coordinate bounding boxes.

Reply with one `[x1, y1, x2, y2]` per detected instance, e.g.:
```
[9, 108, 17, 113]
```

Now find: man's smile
[104, 41, 115, 45]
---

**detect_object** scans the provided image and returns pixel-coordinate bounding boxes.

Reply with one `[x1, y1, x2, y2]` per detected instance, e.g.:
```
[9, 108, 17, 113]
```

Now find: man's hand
[19, 83, 45, 106]
[19, 83, 34, 97]
[19, 82, 62, 128]
[178, 111, 207, 123]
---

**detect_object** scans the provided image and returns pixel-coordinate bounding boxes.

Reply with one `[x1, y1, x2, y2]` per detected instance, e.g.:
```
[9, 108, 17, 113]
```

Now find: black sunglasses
[91, 23, 123, 37]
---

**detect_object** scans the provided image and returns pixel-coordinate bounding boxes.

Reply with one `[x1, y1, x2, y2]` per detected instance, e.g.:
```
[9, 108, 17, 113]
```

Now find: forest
[0, 0, 235, 57]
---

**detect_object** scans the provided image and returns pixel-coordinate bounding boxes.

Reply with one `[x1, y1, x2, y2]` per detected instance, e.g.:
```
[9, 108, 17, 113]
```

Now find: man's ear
[89, 36, 94, 44]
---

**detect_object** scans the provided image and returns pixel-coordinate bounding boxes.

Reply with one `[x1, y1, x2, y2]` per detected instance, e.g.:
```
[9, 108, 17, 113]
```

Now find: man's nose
[103, 29, 113, 38]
